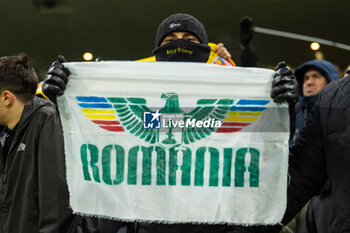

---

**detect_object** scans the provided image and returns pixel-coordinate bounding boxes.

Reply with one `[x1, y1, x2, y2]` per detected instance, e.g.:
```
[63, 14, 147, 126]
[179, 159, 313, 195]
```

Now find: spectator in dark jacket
[282, 60, 338, 233]
[279, 73, 350, 233]
[290, 59, 339, 146]
[0, 53, 79, 233]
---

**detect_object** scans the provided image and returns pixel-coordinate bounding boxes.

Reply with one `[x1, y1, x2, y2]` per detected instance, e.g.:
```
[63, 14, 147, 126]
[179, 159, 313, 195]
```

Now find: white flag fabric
[57, 61, 289, 225]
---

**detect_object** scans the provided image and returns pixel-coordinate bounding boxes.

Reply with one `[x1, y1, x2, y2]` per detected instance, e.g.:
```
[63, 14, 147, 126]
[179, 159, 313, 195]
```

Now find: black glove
[271, 61, 298, 104]
[42, 55, 70, 103]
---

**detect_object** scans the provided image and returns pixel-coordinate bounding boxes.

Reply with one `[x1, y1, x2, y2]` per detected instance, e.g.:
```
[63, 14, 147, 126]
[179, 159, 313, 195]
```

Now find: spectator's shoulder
[32, 97, 58, 118]
[313, 78, 350, 126]
[322, 77, 350, 97]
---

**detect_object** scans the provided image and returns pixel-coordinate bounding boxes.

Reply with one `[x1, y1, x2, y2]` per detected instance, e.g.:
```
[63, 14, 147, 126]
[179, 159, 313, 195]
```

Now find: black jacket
[282, 76, 350, 232]
[0, 97, 79, 233]
[299, 182, 333, 233]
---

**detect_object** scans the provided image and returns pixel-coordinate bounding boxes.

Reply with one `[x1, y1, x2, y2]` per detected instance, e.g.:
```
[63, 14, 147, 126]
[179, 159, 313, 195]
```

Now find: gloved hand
[271, 61, 298, 104]
[42, 55, 70, 103]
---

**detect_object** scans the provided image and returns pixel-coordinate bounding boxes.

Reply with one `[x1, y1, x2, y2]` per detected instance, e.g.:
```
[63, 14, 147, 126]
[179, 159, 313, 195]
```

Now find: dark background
[1, 0, 349, 78]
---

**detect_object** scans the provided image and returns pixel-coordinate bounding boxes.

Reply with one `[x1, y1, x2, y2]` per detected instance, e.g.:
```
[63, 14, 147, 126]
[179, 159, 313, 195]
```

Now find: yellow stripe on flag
[84, 114, 116, 120]
[228, 111, 262, 116]
[224, 116, 258, 122]
[82, 109, 115, 114]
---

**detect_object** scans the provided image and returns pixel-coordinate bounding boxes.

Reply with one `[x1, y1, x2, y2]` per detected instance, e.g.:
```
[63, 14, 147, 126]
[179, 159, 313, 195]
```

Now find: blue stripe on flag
[78, 103, 113, 108]
[236, 100, 270, 105]
[230, 106, 266, 112]
[76, 96, 108, 103]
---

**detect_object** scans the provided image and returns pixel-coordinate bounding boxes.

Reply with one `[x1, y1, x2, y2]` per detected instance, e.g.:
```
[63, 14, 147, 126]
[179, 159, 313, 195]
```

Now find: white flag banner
[57, 61, 289, 225]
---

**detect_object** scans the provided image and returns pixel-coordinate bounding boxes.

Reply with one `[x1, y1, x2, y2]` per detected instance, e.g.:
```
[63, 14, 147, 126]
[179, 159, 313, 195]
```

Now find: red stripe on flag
[227, 59, 236, 67]
[216, 127, 243, 133]
[99, 126, 124, 132]
[222, 122, 251, 127]
[92, 120, 121, 125]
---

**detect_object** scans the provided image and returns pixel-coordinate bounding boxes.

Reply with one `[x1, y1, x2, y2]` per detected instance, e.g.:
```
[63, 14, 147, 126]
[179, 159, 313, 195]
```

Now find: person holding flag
[40, 13, 298, 233]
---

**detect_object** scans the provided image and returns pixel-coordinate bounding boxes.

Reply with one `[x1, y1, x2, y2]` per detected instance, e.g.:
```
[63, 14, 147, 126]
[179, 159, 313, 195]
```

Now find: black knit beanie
[155, 13, 208, 47]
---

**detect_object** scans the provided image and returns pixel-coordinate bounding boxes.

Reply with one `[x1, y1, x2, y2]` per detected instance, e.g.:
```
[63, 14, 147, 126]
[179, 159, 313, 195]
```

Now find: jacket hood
[17, 97, 54, 130]
[295, 59, 339, 96]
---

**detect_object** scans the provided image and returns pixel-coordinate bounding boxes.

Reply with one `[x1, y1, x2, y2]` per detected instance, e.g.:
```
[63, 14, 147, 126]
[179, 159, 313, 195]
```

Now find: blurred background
[1, 0, 349, 78]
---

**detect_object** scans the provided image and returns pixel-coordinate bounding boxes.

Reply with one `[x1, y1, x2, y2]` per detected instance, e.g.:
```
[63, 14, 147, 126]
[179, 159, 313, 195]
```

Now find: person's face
[302, 69, 328, 96]
[161, 32, 200, 45]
